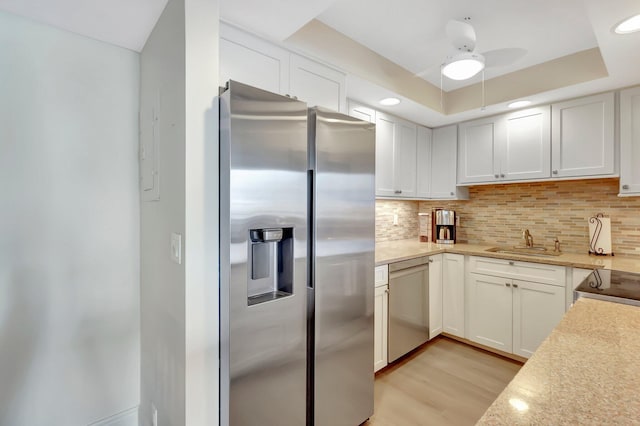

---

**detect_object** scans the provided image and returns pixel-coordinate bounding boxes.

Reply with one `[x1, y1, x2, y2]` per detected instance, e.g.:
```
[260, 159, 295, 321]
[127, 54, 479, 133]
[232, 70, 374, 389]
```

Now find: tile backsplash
[376, 178, 640, 258]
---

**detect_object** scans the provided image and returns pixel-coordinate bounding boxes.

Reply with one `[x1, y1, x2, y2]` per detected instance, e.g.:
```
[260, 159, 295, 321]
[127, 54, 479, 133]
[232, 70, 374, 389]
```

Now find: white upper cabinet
[458, 116, 500, 184]
[375, 112, 396, 197]
[219, 24, 289, 94]
[289, 54, 346, 112]
[502, 106, 551, 180]
[219, 23, 346, 112]
[458, 106, 551, 184]
[619, 86, 640, 196]
[416, 126, 433, 198]
[419, 125, 468, 199]
[347, 100, 376, 123]
[551, 92, 615, 178]
[375, 112, 417, 197]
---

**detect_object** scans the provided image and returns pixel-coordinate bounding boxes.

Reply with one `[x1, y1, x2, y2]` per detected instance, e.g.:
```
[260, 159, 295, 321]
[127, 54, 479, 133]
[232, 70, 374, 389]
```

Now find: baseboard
[88, 406, 139, 426]
[442, 333, 527, 363]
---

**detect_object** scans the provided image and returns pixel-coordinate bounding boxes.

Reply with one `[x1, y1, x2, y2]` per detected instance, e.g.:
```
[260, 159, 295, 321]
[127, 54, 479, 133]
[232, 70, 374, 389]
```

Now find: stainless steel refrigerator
[219, 81, 375, 426]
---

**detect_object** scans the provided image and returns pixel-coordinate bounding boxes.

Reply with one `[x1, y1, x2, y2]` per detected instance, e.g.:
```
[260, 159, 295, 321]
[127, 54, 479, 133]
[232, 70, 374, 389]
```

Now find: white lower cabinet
[467, 273, 513, 352]
[442, 253, 465, 338]
[374, 265, 389, 372]
[466, 256, 566, 358]
[512, 280, 565, 358]
[428, 254, 443, 339]
[374, 285, 388, 372]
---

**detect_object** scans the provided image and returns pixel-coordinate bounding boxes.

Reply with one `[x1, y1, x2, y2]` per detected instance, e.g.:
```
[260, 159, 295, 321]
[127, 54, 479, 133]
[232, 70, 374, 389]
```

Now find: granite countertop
[375, 239, 640, 273]
[477, 298, 640, 425]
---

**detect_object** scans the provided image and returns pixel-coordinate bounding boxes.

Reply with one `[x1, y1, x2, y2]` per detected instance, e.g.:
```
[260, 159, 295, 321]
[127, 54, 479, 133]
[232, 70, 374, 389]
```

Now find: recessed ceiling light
[614, 14, 640, 34]
[508, 100, 532, 109]
[379, 97, 401, 106]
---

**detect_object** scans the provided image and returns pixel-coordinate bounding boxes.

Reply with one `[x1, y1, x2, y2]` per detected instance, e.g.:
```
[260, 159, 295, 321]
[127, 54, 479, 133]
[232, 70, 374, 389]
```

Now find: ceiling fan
[418, 18, 527, 81]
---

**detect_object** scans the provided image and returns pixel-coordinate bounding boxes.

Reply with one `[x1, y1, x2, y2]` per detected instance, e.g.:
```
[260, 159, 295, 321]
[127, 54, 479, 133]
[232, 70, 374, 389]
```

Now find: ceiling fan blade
[414, 63, 442, 78]
[482, 48, 527, 68]
[446, 20, 476, 52]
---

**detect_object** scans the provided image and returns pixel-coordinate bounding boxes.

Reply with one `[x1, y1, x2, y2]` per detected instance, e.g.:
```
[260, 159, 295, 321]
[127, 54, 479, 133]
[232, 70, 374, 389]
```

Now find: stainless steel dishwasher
[388, 256, 430, 362]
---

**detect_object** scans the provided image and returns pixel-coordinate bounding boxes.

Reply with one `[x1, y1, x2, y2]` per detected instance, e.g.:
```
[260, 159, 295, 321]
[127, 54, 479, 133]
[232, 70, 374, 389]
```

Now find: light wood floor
[364, 336, 523, 426]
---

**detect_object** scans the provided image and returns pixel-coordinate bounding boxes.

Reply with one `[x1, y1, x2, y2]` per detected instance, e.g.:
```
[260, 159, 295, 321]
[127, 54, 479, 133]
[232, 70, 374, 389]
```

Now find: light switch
[171, 233, 182, 264]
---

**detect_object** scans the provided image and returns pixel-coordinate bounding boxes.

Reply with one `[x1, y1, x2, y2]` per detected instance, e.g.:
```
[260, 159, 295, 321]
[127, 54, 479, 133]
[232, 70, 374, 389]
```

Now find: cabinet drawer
[468, 256, 565, 287]
[375, 265, 389, 287]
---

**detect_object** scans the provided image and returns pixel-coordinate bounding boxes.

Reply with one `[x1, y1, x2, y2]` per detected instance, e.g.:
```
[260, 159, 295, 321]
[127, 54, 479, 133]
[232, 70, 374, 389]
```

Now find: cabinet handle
[552, 170, 559, 175]
[500, 174, 505, 178]
[509, 261, 514, 266]
[494, 174, 499, 179]
[513, 283, 519, 288]
[394, 190, 402, 194]
[506, 283, 511, 287]
[623, 184, 630, 190]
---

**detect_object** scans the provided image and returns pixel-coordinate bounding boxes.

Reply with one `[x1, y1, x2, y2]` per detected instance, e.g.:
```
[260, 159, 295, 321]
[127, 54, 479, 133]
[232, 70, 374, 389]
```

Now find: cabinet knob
[506, 283, 511, 287]
[494, 174, 499, 179]
[500, 174, 505, 178]
[552, 170, 559, 175]
[429, 259, 434, 263]
[623, 184, 630, 190]
[450, 192, 455, 196]
[394, 190, 402, 194]
[513, 283, 519, 288]
[385, 288, 389, 294]
[509, 261, 515, 266]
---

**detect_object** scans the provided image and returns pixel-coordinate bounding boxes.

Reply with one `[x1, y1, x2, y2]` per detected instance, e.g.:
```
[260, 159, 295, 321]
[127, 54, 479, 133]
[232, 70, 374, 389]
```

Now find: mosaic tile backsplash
[376, 178, 640, 258]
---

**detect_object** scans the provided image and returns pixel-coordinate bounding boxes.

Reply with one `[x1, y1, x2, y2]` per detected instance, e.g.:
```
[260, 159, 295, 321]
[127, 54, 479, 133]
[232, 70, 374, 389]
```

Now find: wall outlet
[171, 233, 182, 264]
[152, 403, 158, 426]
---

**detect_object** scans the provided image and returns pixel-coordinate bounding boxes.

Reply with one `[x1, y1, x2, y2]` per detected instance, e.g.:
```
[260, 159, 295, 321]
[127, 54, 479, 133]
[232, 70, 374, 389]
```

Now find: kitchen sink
[485, 246, 562, 257]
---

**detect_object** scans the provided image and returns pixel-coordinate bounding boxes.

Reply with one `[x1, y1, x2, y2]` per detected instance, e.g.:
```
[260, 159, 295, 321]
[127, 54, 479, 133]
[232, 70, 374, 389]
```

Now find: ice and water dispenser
[247, 227, 294, 306]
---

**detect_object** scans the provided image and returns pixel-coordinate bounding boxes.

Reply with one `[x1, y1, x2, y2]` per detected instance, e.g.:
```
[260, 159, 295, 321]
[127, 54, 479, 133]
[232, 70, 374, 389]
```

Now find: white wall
[0, 11, 140, 426]
[139, 0, 219, 424]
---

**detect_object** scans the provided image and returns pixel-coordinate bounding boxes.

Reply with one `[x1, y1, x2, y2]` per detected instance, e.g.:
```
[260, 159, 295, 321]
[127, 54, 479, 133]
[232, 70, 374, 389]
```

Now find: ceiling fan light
[442, 53, 485, 80]
[614, 14, 640, 34]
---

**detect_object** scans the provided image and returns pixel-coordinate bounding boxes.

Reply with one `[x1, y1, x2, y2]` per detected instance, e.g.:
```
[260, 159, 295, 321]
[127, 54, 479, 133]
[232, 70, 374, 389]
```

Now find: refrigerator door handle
[307, 169, 315, 289]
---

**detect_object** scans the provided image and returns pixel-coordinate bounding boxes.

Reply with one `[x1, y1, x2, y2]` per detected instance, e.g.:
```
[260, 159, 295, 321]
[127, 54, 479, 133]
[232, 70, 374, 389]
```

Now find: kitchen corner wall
[377, 178, 640, 258]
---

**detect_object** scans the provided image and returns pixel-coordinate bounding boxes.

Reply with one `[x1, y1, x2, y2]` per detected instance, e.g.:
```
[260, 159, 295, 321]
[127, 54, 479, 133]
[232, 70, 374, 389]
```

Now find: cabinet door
[467, 273, 512, 352]
[458, 116, 500, 183]
[394, 119, 418, 197]
[512, 280, 565, 358]
[442, 253, 465, 338]
[551, 92, 615, 177]
[289, 54, 346, 112]
[428, 254, 443, 339]
[502, 106, 551, 180]
[374, 285, 388, 372]
[375, 113, 396, 197]
[219, 24, 289, 95]
[416, 126, 432, 198]
[430, 125, 460, 199]
[620, 86, 640, 195]
[348, 100, 376, 123]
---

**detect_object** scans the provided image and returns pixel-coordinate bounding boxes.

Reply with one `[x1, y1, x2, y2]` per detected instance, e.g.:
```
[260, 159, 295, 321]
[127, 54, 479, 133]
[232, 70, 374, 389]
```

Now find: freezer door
[220, 81, 308, 426]
[310, 107, 375, 426]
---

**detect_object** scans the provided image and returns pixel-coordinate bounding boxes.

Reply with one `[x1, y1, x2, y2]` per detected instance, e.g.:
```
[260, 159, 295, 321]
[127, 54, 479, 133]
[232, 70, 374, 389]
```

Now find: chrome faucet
[523, 229, 534, 247]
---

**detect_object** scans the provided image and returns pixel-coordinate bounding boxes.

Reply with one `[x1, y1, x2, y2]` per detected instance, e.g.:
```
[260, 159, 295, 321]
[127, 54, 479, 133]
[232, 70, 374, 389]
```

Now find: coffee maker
[433, 209, 456, 244]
